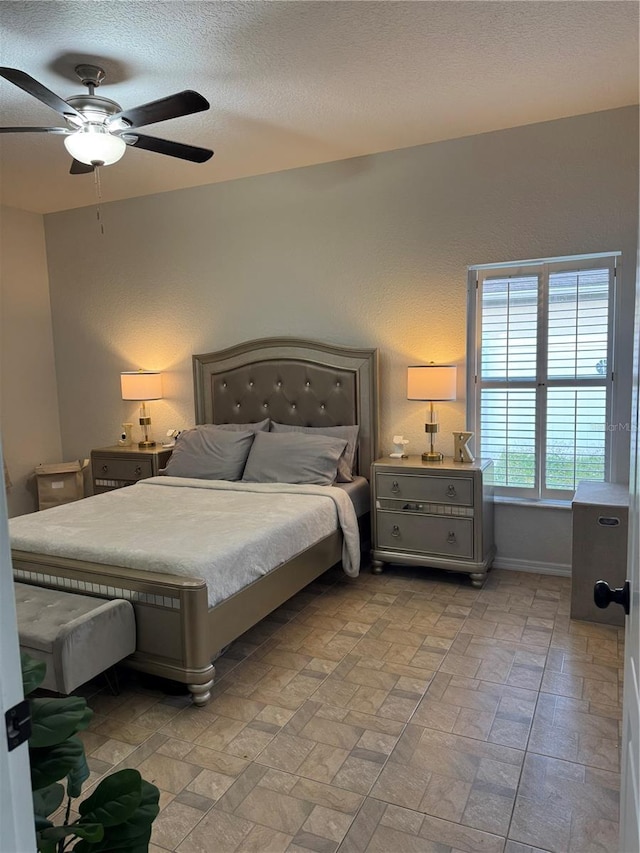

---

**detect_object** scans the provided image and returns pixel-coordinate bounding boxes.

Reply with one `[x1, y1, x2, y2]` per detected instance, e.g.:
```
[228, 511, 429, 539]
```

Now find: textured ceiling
[0, 1, 638, 214]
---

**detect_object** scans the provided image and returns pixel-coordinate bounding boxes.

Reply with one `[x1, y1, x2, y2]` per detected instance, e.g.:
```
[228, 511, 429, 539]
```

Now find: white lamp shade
[121, 371, 163, 401]
[64, 126, 127, 166]
[407, 365, 457, 401]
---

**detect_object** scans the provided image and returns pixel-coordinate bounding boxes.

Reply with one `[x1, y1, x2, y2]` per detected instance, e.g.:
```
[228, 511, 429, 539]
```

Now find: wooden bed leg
[188, 677, 215, 706]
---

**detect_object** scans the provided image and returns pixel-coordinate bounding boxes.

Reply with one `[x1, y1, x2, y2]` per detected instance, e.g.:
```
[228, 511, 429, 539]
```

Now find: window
[468, 253, 619, 500]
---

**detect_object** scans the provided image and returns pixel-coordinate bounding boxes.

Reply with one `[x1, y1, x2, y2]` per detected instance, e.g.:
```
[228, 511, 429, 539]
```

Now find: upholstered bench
[14, 582, 136, 694]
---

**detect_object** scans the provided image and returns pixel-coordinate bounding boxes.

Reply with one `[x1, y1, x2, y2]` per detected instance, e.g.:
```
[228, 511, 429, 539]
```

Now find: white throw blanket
[9, 477, 361, 606]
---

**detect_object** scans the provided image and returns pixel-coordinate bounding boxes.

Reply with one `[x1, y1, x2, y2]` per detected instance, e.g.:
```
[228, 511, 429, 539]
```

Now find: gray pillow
[213, 418, 270, 433]
[270, 422, 359, 482]
[242, 431, 348, 486]
[161, 426, 255, 480]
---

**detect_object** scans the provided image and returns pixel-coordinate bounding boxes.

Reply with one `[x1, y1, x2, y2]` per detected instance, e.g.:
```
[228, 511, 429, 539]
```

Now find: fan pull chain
[93, 166, 104, 235]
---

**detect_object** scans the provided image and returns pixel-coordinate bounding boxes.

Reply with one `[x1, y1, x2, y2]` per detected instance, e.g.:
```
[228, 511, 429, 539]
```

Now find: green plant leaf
[77, 768, 143, 827]
[38, 824, 81, 842]
[35, 835, 57, 853]
[29, 696, 93, 748]
[33, 782, 65, 818]
[138, 779, 161, 823]
[74, 823, 152, 852]
[21, 653, 46, 695]
[30, 736, 86, 790]
[72, 822, 105, 843]
[34, 814, 53, 832]
[39, 820, 103, 844]
[66, 742, 91, 799]
[75, 776, 159, 851]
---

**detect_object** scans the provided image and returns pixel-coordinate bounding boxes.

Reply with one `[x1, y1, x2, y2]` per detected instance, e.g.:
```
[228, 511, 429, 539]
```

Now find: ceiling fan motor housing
[64, 94, 129, 130]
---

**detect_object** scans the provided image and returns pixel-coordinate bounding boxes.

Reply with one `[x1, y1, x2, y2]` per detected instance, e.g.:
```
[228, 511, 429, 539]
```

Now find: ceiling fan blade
[0, 67, 83, 120]
[126, 133, 213, 163]
[107, 90, 209, 130]
[69, 159, 95, 175]
[0, 126, 70, 134]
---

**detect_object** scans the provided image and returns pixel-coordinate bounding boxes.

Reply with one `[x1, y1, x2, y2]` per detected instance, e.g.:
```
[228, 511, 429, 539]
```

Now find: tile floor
[68, 565, 625, 852]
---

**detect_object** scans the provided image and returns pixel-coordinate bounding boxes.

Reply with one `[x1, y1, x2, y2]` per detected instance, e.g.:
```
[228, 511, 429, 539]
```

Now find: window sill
[494, 496, 572, 511]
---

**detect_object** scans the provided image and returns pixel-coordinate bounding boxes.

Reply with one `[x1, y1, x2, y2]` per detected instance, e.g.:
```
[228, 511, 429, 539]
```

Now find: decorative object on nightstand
[120, 370, 163, 448]
[371, 455, 495, 587]
[90, 445, 173, 494]
[163, 428, 183, 448]
[453, 431, 475, 463]
[118, 422, 134, 446]
[407, 364, 457, 461]
[390, 435, 409, 458]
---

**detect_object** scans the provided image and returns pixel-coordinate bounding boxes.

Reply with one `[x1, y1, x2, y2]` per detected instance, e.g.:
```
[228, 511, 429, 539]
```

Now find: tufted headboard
[192, 338, 379, 477]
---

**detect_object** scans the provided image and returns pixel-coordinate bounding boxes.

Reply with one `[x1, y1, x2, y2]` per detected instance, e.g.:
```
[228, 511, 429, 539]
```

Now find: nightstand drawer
[90, 446, 172, 494]
[376, 511, 474, 559]
[375, 472, 473, 506]
[93, 457, 153, 482]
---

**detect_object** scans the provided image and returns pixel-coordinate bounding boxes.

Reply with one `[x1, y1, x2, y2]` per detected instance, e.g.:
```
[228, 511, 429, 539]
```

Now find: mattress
[10, 477, 361, 607]
[334, 475, 370, 518]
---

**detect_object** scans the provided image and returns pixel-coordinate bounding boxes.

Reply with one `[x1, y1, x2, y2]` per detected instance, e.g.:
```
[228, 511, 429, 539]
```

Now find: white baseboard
[492, 556, 571, 577]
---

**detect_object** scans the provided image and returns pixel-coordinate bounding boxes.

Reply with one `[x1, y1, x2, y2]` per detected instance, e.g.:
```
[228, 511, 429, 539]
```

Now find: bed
[11, 337, 379, 705]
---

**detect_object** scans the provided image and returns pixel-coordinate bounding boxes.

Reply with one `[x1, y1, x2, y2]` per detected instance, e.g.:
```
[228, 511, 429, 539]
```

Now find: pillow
[270, 422, 359, 482]
[161, 426, 255, 480]
[242, 431, 348, 486]
[213, 418, 270, 433]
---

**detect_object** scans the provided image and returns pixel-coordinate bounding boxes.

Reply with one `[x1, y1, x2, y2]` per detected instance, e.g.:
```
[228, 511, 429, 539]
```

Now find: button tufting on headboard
[193, 338, 379, 476]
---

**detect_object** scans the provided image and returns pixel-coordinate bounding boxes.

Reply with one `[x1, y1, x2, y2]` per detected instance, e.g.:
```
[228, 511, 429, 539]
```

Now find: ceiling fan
[0, 64, 214, 174]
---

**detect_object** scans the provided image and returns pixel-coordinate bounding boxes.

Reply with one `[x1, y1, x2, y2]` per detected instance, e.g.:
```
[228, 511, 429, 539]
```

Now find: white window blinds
[470, 253, 617, 500]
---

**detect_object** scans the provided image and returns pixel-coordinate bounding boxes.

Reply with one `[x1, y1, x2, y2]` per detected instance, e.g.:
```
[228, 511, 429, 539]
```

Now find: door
[619, 253, 640, 851]
[0, 443, 36, 851]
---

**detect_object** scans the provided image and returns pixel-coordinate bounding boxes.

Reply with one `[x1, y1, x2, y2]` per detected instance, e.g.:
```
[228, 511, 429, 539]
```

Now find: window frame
[467, 252, 620, 501]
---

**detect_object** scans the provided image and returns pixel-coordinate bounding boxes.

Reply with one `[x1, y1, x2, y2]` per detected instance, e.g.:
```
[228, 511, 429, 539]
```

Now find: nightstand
[371, 455, 495, 587]
[90, 445, 173, 494]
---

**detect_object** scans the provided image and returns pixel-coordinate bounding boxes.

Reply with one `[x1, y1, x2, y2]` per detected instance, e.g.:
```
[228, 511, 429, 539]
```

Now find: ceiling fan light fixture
[63, 124, 126, 166]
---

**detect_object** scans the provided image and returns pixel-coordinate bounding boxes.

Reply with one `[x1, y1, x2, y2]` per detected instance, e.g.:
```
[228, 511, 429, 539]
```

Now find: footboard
[11, 550, 215, 704]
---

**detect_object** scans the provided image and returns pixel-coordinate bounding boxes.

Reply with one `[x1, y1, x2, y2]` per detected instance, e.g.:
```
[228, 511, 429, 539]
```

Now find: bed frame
[12, 338, 379, 705]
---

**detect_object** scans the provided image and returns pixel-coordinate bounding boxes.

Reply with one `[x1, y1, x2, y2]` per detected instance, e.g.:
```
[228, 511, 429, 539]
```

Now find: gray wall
[42, 107, 639, 570]
[0, 206, 63, 516]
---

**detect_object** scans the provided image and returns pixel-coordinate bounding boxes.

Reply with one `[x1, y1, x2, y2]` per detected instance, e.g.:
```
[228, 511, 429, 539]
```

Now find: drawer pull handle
[135, 465, 142, 476]
[391, 524, 401, 538]
[447, 531, 457, 544]
[391, 480, 400, 494]
[101, 464, 108, 473]
[446, 485, 457, 498]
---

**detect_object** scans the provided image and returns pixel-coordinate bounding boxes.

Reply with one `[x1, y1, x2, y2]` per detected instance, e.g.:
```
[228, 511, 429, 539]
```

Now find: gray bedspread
[10, 477, 361, 606]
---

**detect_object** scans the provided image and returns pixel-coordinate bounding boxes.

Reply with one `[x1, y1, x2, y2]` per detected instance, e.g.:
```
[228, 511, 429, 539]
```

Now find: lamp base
[422, 450, 444, 462]
[138, 440, 156, 448]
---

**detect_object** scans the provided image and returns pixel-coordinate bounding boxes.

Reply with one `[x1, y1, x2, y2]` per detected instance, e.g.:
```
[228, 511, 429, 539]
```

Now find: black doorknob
[594, 580, 630, 615]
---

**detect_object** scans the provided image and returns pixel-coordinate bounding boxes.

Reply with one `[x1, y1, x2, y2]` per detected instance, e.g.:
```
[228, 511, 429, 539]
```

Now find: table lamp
[407, 364, 457, 461]
[120, 370, 163, 448]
